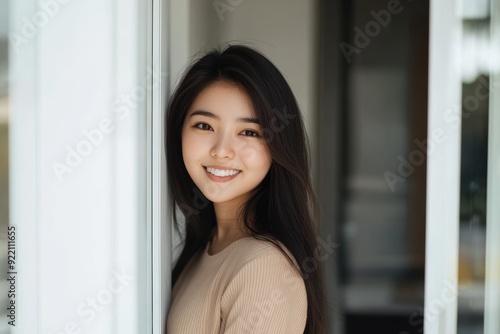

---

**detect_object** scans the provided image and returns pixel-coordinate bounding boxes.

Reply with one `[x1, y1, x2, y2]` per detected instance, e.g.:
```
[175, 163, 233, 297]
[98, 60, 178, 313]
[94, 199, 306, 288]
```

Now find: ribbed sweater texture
[166, 237, 307, 333]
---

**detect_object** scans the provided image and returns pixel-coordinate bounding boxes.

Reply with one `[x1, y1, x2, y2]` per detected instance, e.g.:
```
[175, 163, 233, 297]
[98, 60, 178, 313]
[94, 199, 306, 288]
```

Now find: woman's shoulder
[230, 236, 290, 257]
[220, 237, 308, 333]
[232, 236, 280, 252]
[226, 236, 302, 277]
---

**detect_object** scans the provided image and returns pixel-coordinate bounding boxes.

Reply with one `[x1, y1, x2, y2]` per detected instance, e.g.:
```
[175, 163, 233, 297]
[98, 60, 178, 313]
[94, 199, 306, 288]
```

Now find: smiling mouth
[204, 166, 241, 177]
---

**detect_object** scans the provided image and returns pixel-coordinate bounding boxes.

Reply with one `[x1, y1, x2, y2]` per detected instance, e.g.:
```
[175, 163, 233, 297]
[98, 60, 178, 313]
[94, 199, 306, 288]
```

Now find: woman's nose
[210, 133, 235, 159]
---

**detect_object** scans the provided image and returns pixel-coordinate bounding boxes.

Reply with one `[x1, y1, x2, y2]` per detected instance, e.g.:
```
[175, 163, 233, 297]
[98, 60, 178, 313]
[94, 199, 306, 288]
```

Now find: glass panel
[457, 0, 499, 333]
[457, 74, 488, 334]
[484, 1, 500, 333]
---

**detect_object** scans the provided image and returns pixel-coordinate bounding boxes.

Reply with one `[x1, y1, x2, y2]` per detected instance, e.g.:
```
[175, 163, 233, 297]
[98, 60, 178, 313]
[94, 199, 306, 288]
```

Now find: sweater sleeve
[220, 251, 308, 334]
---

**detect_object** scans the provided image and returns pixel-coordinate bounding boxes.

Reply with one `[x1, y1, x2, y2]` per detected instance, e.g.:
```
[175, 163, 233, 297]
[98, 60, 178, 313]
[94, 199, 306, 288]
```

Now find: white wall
[9, 0, 153, 332]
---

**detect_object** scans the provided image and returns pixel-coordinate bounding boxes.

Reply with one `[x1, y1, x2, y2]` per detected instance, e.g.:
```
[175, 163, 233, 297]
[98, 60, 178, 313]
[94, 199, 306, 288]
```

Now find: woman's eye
[241, 130, 260, 137]
[194, 123, 212, 131]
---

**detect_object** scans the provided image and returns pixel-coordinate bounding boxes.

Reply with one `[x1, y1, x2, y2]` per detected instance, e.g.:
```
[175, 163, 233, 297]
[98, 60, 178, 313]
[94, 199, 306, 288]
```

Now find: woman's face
[181, 81, 272, 206]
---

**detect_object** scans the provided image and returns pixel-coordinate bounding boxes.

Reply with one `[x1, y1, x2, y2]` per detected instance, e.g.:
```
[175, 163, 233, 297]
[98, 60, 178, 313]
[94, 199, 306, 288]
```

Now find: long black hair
[166, 44, 327, 334]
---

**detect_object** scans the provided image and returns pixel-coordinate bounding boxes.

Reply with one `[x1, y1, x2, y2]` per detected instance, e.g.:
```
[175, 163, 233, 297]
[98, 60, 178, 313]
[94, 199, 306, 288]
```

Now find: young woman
[165, 45, 327, 333]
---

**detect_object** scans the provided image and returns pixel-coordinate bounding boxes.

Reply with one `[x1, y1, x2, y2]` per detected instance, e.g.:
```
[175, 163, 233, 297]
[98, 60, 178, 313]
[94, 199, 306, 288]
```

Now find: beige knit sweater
[166, 237, 308, 334]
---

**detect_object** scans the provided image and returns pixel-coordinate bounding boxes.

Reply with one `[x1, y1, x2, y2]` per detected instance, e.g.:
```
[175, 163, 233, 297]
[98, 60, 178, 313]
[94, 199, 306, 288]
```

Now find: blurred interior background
[170, 0, 431, 332]
[170, 1, 500, 332]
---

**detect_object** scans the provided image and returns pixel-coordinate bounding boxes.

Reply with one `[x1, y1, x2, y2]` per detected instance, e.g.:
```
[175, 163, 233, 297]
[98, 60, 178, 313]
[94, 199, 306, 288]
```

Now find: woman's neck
[210, 198, 251, 253]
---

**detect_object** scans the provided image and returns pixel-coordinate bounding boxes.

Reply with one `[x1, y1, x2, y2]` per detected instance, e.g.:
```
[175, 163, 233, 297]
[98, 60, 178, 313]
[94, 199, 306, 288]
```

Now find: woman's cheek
[238, 142, 256, 161]
[237, 140, 266, 162]
[182, 132, 202, 164]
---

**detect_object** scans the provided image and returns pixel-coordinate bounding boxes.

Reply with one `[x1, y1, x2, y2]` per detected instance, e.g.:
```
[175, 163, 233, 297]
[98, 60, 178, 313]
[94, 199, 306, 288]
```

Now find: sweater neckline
[201, 236, 254, 266]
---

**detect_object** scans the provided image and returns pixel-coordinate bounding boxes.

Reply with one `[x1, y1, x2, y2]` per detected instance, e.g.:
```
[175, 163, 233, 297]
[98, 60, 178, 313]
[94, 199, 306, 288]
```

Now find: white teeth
[206, 167, 240, 177]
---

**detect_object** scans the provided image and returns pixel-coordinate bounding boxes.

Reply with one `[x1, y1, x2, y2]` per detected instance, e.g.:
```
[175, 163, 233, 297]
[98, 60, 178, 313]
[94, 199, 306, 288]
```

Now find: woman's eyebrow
[188, 110, 260, 125]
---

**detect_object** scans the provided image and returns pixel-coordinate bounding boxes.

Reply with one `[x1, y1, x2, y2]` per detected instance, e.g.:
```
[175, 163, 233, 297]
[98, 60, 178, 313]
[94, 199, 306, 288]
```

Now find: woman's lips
[204, 166, 241, 182]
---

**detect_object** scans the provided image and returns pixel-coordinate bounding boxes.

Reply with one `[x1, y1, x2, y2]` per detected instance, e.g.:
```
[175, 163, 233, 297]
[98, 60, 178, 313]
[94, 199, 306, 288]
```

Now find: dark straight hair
[165, 44, 327, 334]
